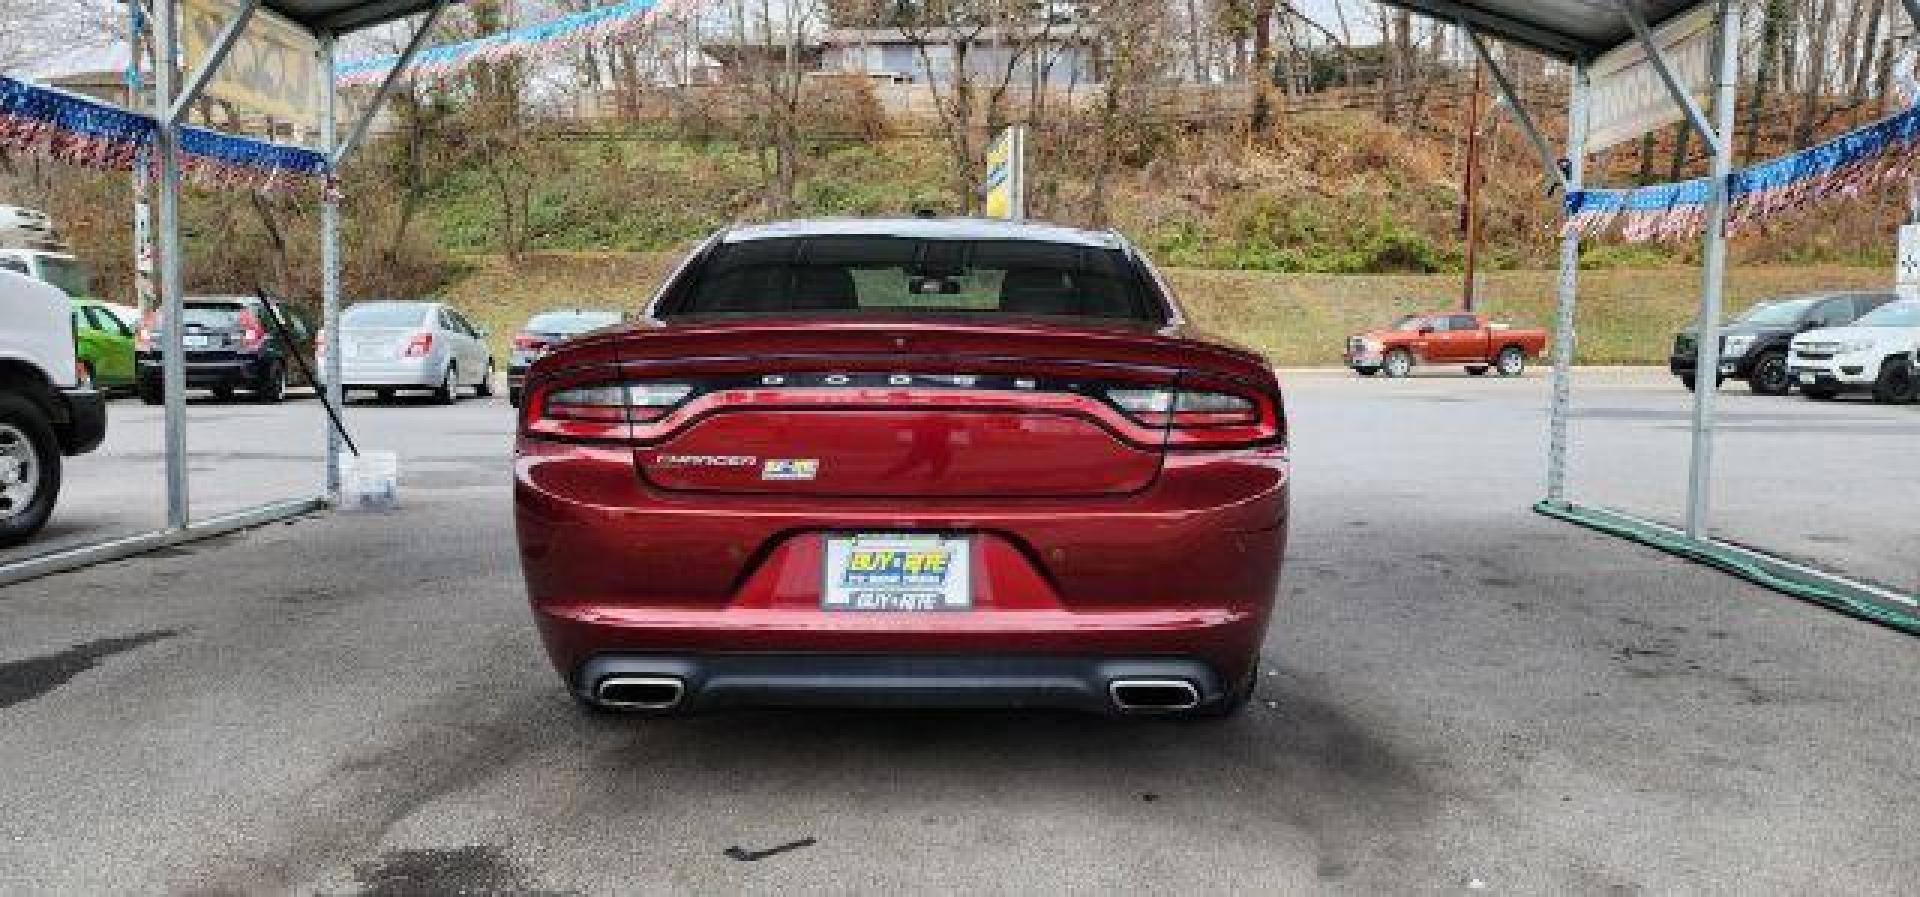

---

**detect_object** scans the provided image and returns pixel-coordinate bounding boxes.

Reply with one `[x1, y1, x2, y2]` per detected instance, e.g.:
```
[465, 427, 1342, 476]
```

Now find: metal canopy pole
[332, 0, 450, 168]
[167, 0, 260, 126]
[1547, 61, 1588, 504]
[320, 32, 343, 499]
[1461, 26, 1569, 194]
[1686, 1, 1740, 540]
[154, 0, 189, 529]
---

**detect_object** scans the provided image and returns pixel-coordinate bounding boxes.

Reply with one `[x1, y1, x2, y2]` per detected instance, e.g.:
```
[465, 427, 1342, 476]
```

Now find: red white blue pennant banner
[1566, 103, 1920, 243]
[0, 75, 331, 195]
[336, 0, 688, 88]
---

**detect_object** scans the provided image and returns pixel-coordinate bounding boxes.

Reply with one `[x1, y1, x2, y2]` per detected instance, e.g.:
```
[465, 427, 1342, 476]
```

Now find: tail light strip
[524, 373, 1284, 450]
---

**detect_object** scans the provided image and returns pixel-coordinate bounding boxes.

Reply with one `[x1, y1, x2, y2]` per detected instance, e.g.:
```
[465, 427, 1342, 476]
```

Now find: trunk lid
[596, 316, 1269, 499]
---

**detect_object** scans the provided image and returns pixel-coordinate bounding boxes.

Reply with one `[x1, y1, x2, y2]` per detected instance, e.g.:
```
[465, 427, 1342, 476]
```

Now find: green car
[71, 299, 136, 391]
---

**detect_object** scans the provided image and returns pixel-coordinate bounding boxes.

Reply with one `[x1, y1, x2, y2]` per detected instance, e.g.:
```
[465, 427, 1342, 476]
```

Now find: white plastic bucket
[336, 450, 399, 512]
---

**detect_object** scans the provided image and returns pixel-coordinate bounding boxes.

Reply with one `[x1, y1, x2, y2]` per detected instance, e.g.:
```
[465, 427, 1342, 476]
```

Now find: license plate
[822, 534, 970, 611]
[1799, 372, 1817, 384]
[183, 334, 210, 348]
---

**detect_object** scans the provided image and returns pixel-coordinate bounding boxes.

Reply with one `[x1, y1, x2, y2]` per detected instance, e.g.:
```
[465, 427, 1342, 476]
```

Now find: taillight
[527, 380, 695, 438]
[402, 332, 434, 357]
[236, 310, 267, 351]
[1104, 385, 1281, 448]
[512, 333, 549, 352]
[135, 310, 157, 351]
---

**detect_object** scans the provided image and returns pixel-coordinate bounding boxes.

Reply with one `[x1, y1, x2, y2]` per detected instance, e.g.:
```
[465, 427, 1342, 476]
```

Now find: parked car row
[1671, 290, 1920, 404]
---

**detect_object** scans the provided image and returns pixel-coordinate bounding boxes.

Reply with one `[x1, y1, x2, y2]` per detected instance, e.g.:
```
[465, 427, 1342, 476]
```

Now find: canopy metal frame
[0, 0, 458, 587]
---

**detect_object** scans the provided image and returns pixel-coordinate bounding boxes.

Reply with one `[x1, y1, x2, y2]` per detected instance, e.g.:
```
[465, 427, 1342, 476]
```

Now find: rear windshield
[35, 255, 92, 298]
[661, 236, 1163, 321]
[527, 311, 622, 333]
[345, 304, 429, 327]
[183, 302, 248, 328]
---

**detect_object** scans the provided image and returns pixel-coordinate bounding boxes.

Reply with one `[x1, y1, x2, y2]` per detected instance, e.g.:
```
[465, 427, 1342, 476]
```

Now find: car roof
[720, 217, 1125, 249]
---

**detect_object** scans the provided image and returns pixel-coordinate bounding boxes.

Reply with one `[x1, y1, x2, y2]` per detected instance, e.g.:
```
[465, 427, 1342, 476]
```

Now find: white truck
[0, 268, 108, 546]
[1788, 297, 1920, 403]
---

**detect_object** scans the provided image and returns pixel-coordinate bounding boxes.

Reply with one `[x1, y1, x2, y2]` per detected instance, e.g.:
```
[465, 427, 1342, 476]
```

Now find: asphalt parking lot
[2, 370, 1917, 893]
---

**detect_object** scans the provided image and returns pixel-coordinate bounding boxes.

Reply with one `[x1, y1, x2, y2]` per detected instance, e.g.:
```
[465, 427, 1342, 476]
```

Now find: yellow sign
[983, 126, 1023, 220]
[182, 0, 322, 129]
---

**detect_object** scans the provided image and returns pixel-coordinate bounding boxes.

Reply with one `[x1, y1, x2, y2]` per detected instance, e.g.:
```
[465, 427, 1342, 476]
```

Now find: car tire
[0, 392, 61, 548]
[434, 366, 458, 405]
[1680, 374, 1725, 392]
[1746, 351, 1791, 396]
[1494, 346, 1527, 377]
[1382, 349, 1413, 378]
[1465, 365, 1489, 376]
[1871, 357, 1917, 405]
[508, 386, 523, 408]
[475, 361, 496, 398]
[253, 361, 288, 404]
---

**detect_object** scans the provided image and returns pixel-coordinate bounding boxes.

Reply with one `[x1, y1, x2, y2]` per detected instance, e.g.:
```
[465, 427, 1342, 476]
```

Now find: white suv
[0, 205, 56, 246]
[1788, 298, 1920, 403]
[0, 269, 109, 545]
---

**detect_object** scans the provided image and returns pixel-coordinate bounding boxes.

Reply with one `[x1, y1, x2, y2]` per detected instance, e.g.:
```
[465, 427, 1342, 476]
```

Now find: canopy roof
[1378, 0, 1705, 60]
[261, 0, 459, 35]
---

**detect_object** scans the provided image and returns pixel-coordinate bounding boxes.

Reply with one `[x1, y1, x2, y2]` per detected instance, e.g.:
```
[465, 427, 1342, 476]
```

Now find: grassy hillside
[444, 252, 1888, 366]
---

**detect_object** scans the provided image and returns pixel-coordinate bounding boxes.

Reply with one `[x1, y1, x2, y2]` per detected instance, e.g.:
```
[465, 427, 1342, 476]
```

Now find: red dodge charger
[514, 218, 1289, 717]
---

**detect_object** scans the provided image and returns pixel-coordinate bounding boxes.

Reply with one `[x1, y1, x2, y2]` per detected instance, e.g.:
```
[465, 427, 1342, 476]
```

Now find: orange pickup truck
[1345, 312, 1549, 378]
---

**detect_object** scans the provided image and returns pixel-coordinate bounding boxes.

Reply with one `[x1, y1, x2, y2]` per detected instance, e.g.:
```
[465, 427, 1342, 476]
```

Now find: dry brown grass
[445, 251, 1888, 366]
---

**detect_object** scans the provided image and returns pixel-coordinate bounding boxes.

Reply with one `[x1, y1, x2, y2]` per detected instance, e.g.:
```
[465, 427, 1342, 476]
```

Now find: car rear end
[514, 221, 1289, 716]
[509, 311, 624, 406]
[329, 302, 446, 390]
[135, 297, 280, 396]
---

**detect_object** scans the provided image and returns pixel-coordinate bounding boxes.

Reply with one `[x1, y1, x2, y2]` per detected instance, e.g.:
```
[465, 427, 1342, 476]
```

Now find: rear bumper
[516, 443, 1289, 705]
[136, 356, 270, 388]
[572, 653, 1225, 714]
[337, 358, 441, 388]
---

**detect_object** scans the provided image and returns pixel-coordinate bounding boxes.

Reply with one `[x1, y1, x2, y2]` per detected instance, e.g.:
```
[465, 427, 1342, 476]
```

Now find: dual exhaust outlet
[592, 675, 1201, 714]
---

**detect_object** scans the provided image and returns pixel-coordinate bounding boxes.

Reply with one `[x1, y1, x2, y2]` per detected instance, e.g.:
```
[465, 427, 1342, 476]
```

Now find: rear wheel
[253, 361, 287, 403]
[1747, 350, 1791, 396]
[475, 360, 496, 397]
[1871, 357, 1917, 404]
[1494, 346, 1527, 377]
[1680, 374, 1725, 392]
[433, 365, 458, 405]
[1382, 349, 1413, 378]
[1465, 365, 1489, 376]
[0, 393, 61, 548]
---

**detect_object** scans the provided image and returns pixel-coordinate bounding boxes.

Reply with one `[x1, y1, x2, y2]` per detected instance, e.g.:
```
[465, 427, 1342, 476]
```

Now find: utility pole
[1460, 60, 1485, 312]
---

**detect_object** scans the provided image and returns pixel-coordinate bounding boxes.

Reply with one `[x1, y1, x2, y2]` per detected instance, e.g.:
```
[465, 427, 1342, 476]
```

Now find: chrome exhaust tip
[594, 676, 686, 711]
[1109, 679, 1201, 713]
